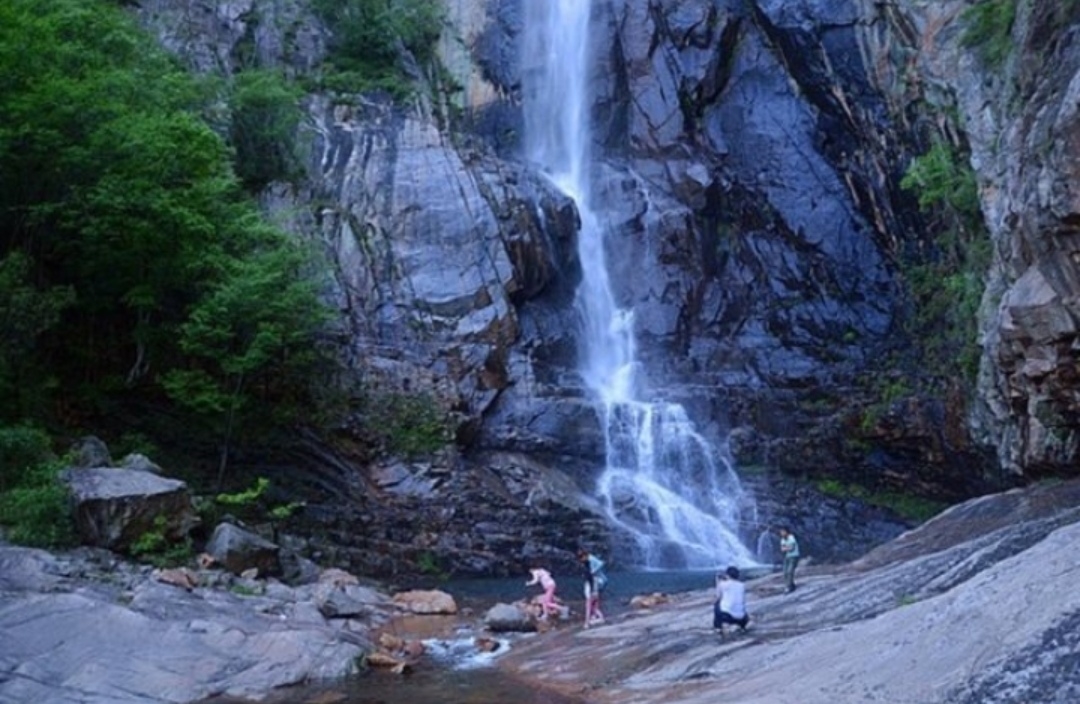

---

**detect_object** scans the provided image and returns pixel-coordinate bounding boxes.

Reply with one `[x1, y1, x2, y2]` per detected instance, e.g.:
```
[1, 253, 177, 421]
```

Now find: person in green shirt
[778, 526, 800, 593]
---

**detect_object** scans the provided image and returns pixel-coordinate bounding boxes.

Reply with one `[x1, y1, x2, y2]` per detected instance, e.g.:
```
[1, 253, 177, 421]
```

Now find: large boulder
[204, 522, 282, 577]
[483, 602, 535, 633]
[391, 589, 458, 615]
[69, 435, 112, 469]
[310, 575, 389, 619]
[60, 467, 198, 552]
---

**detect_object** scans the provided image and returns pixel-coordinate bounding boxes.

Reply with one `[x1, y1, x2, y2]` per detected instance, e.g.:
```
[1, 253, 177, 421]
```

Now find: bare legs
[584, 584, 605, 628]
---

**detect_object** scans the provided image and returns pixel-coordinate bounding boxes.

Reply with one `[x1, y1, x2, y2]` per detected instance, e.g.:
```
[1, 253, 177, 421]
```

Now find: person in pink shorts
[525, 566, 560, 619]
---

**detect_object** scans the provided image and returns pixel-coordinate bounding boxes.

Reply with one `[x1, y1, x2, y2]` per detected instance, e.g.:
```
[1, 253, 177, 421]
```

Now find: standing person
[577, 549, 607, 627]
[778, 526, 801, 593]
[713, 566, 749, 635]
[525, 566, 560, 619]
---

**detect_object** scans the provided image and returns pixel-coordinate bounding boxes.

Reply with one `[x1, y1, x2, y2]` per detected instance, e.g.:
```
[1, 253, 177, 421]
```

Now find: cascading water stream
[523, 1, 756, 568]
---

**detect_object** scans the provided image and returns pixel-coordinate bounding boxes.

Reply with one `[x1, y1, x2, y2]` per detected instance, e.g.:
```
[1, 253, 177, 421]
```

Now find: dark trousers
[784, 556, 800, 590]
[713, 601, 748, 630]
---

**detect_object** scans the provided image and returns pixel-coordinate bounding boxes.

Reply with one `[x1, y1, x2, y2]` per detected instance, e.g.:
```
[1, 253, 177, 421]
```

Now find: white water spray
[523, 1, 755, 568]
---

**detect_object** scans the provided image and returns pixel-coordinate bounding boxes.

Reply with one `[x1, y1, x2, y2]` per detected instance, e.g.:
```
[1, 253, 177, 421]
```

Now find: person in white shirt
[713, 565, 749, 635]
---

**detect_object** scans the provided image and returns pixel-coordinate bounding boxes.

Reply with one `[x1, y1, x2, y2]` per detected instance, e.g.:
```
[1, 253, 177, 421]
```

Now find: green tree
[0, 425, 74, 547]
[0, 0, 228, 396]
[313, 0, 445, 95]
[0, 253, 74, 422]
[0, 0, 336, 473]
[163, 241, 332, 485]
[228, 70, 305, 191]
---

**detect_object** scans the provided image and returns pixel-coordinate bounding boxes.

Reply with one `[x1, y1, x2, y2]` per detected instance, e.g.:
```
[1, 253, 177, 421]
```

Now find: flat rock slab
[0, 546, 373, 704]
[497, 481, 1080, 704]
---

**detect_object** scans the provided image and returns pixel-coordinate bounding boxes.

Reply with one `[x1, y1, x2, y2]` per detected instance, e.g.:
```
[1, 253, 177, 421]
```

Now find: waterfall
[523, 1, 756, 569]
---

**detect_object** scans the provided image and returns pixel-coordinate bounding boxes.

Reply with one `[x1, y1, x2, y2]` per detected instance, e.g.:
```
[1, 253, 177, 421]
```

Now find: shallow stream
[248, 570, 743, 704]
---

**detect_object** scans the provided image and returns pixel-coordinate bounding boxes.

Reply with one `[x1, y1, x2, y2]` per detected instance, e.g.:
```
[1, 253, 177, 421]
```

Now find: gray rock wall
[961, 2, 1080, 475]
[124, 0, 1080, 578]
[852, 0, 1080, 475]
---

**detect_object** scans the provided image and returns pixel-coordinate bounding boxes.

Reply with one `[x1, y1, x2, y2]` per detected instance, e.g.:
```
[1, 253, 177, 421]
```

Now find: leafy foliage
[415, 550, 447, 579]
[131, 515, 194, 567]
[163, 241, 332, 482]
[961, 0, 1017, 68]
[815, 479, 946, 523]
[0, 478, 75, 548]
[216, 477, 271, 506]
[213, 477, 303, 531]
[0, 425, 54, 493]
[362, 393, 449, 458]
[230, 583, 262, 596]
[0, 0, 336, 473]
[900, 141, 990, 382]
[227, 69, 305, 191]
[900, 142, 979, 218]
[313, 0, 444, 97]
[0, 427, 74, 548]
[0, 254, 76, 423]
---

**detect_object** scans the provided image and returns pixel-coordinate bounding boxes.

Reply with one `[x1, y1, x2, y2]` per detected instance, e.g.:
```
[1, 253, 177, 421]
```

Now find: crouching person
[713, 566, 749, 635]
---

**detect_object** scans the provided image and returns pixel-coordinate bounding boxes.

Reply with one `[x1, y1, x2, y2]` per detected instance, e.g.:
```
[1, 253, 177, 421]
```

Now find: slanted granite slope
[498, 479, 1080, 704]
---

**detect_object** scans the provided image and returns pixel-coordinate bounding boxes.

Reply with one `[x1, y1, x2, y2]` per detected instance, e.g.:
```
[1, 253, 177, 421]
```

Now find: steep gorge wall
[961, 2, 1080, 475]
[854, 0, 1080, 476]
[128, 0, 1080, 574]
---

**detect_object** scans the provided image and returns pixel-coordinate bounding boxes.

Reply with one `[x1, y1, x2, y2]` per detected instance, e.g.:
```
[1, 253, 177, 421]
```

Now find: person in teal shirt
[577, 549, 607, 627]
[778, 526, 800, 593]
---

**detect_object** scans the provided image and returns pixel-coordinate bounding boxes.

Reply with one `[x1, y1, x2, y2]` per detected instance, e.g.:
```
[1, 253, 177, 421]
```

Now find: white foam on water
[522, 1, 757, 569]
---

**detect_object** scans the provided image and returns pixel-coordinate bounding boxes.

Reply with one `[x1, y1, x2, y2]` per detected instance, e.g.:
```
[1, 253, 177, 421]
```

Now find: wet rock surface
[496, 479, 1080, 704]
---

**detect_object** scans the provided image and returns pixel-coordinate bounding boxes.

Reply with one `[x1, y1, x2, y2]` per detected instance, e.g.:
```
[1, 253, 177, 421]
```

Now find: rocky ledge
[0, 547, 397, 704]
[498, 479, 1080, 704]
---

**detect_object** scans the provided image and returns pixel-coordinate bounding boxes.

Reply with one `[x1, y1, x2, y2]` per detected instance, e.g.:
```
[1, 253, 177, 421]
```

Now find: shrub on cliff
[227, 69, 305, 192]
[313, 0, 445, 97]
[961, 0, 1017, 68]
[900, 140, 989, 382]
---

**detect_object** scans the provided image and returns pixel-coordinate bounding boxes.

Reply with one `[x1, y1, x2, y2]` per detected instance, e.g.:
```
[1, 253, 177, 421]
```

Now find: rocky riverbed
[4, 478, 1079, 704]
[0, 546, 396, 704]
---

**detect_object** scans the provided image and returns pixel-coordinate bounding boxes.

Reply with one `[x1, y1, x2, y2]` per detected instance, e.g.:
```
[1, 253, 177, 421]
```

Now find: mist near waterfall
[522, 0, 756, 569]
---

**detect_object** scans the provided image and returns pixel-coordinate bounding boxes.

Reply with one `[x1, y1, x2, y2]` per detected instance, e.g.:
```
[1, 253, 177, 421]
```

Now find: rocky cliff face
[473, 0, 1080, 484]
[849, 0, 1080, 475]
[956, 2, 1080, 476]
[130, 0, 1080, 575]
